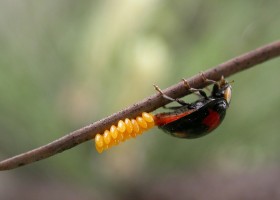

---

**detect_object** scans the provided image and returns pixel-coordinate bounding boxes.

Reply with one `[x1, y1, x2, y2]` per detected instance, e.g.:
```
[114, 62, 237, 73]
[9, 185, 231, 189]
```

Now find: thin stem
[1, 40, 280, 171]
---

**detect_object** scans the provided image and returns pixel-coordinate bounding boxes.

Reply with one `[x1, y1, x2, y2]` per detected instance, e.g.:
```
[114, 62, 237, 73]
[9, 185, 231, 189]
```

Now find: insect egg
[103, 130, 111, 145]
[130, 119, 140, 137]
[136, 117, 148, 129]
[94, 112, 155, 153]
[109, 125, 118, 140]
[124, 118, 133, 139]
[95, 133, 104, 153]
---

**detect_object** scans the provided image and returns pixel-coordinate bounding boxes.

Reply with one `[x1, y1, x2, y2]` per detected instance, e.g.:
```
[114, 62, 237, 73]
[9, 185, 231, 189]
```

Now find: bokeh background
[1, 0, 280, 199]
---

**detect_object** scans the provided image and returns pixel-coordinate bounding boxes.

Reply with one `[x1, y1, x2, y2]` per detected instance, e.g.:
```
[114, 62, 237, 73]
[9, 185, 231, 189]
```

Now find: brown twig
[1, 40, 280, 171]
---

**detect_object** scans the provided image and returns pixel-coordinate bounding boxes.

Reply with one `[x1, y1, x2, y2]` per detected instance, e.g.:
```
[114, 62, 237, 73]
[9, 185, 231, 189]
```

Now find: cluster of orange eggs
[94, 112, 155, 153]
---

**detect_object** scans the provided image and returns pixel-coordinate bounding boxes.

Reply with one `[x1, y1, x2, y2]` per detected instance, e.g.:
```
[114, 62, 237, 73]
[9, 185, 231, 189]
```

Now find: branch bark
[1, 40, 280, 171]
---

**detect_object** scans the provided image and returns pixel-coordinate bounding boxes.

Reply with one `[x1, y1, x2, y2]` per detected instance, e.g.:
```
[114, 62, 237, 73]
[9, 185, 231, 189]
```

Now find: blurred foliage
[1, 0, 280, 199]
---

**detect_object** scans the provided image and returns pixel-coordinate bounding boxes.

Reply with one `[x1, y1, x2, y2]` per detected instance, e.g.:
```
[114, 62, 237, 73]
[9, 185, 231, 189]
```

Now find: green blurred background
[1, 0, 280, 199]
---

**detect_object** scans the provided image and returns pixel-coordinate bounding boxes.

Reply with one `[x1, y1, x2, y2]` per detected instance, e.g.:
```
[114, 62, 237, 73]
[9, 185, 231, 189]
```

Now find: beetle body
[154, 98, 228, 138]
[154, 76, 232, 138]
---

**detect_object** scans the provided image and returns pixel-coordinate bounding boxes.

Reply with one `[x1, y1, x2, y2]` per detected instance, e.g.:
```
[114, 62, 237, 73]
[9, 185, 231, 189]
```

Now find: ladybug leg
[199, 72, 217, 84]
[182, 79, 208, 99]
[153, 84, 190, 106]
[199, 72, 218, 92]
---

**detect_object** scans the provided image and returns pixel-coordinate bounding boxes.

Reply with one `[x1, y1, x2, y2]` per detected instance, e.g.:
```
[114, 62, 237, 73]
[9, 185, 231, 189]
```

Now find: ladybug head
[211, 76, 232, 104]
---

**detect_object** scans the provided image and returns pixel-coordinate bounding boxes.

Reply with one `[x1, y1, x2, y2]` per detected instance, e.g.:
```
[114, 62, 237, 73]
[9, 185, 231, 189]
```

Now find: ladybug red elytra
[153, 75, 232, 138]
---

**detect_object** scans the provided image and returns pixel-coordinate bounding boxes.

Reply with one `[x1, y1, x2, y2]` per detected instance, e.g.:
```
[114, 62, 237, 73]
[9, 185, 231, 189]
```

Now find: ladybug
[153, 75, 232, 138]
